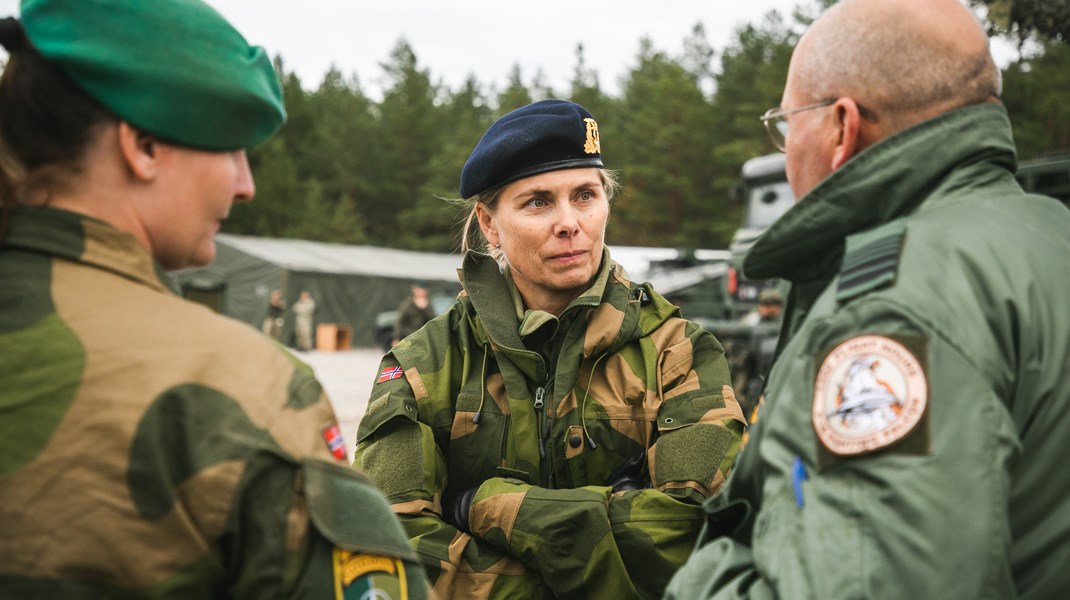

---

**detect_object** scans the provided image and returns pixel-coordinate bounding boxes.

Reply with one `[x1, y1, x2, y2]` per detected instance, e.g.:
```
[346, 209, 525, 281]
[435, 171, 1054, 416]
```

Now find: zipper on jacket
[534, 386, 546, 460]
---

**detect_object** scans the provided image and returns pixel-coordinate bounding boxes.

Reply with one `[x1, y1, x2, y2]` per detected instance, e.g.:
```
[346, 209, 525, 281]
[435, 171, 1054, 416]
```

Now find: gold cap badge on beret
[584, 118, 600, 154]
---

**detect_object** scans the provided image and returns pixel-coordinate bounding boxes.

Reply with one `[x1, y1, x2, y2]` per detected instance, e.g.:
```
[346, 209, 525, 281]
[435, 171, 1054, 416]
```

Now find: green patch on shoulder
[355, 423, 424, 496]
[303, 459, 415, 558]
[0, 251, 53, 334]
[654, 424, 733, 488]
[0, 313, 85, 475]
[287, 367, 324, 409]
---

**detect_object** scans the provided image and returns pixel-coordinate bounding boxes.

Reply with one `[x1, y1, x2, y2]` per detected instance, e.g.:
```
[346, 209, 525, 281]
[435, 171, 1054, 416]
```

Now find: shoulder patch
[377, 366, 404, 383]
[321, 423, 347, 461]
[812, 335, 927, 457]
[333, 548, 409, 600]
[836, 220, 906, 304]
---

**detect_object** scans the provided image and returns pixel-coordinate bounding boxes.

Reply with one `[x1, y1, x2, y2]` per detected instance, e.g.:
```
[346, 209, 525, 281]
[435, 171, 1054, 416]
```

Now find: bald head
[790, 0, 1001, 134]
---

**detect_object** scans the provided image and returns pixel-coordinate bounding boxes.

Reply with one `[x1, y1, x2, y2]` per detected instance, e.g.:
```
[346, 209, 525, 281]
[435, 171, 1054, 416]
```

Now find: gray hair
[794, 0, 1001, 132]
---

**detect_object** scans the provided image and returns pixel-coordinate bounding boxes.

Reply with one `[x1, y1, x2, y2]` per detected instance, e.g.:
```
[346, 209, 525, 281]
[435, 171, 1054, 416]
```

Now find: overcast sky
[1, 0, 1015, 99]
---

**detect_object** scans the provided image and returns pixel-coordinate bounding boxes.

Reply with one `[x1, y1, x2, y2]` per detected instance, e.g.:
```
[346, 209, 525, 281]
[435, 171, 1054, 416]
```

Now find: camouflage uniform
[0, 206, 429, 599]
[355, 249, 747, 599]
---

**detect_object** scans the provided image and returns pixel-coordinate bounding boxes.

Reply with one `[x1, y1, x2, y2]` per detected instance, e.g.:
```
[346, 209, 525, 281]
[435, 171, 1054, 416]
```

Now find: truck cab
[724, 153, 794, 318]
[1015, 154, 1070, 207]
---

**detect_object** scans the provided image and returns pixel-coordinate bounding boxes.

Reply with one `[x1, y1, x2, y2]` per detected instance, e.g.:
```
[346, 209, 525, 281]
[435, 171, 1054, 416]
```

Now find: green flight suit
[665, 104, 1070, 599]
[0, 206, 429, 599]
[354, 250, 747, 599]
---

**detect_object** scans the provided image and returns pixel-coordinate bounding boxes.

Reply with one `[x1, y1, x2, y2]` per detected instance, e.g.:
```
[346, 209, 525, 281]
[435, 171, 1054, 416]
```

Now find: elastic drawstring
[580, 353, 609, 449]
[472, 344, 489, 424]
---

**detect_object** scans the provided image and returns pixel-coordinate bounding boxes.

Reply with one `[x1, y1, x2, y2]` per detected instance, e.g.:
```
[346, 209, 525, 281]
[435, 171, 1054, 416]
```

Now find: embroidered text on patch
[812, 335, 927, 456]
[321, 424, 347, 461]
[332, 548, 407, 600]
[583, 118, 600, 154]
[378, 366, 404, 383]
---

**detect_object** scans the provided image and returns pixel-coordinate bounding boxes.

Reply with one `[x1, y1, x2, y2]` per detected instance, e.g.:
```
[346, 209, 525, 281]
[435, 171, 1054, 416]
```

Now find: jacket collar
[4, 205, 173, 294]
[744, 103, 1017, 283]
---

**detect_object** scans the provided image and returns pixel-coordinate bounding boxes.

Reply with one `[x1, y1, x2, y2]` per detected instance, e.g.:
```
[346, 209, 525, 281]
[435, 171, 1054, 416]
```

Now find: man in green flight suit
[665, 0, 1070, 598]
[0, 1, 429, 598]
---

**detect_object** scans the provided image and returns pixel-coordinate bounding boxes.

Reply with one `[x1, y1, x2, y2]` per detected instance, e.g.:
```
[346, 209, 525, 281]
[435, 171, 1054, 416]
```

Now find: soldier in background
[354, 100, 746, 599]
[262, 288, 287, 341]
[739, 288, 783, 326]
[293, 290, 317, 351]
[392, 281, 436, 347]
[0, 1, 428, 597]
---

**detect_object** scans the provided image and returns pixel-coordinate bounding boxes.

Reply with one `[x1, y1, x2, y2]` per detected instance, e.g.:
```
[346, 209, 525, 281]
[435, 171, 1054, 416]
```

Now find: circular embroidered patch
[813, 335, 927, 456]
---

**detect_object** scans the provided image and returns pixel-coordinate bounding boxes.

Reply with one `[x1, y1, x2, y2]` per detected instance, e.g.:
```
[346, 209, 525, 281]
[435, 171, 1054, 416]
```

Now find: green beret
[20, 0, 286, 151]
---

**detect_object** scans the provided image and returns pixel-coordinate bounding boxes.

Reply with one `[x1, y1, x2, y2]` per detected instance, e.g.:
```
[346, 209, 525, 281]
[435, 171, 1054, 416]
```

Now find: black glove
[440, 487, 477, 533]
[605, 450, 651, 492]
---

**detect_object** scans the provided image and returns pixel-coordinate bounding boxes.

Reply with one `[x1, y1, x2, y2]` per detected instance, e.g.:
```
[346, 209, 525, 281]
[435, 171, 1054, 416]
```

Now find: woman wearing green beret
[354, 100, 747, 599]
[0, 1, 428, 598]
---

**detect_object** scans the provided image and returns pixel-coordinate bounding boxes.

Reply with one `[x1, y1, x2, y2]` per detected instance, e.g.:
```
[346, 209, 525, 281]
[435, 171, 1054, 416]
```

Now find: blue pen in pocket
[792, 455, 809, 508]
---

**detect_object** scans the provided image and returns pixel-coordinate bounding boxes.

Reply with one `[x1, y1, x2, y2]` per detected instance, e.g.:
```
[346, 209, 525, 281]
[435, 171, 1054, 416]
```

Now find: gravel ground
[289, 347, 386, 462]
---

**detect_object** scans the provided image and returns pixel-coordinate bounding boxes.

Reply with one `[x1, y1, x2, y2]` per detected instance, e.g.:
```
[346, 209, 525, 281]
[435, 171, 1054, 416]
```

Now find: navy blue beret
[460, 99, 604, 198]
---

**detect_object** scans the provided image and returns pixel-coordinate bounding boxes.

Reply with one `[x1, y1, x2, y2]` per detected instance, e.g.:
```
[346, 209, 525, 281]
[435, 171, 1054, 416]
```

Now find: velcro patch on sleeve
[812, 335, 928, 458]
[333, 548, 408, 600]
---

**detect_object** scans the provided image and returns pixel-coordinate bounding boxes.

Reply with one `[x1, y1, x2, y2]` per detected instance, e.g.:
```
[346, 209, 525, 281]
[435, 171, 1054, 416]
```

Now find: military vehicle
[1015, 153, 1070, 208]
[724, 153, 794, 319]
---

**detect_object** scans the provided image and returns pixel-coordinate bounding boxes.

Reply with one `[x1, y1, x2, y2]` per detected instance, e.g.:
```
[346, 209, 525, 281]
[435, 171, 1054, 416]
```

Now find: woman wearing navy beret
[356, 99, 746, 599]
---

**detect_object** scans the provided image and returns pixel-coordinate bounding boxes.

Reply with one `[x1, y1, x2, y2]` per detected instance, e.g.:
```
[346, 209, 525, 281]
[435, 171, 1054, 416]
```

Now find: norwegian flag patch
[377, 366, 404, 383]
[322, 424, 347, 461]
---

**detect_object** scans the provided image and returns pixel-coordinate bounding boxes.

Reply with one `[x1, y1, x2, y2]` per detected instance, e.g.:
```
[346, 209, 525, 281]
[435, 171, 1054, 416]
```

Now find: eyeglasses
[760, 99, 837, 152]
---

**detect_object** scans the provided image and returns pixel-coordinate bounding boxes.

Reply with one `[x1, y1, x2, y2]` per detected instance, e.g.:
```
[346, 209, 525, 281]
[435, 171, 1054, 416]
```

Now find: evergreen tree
[228, 57, 307, 238]
[402, 76, 494, 251]
[372, 39, 443, 247]
[296, 67, 377, 243]
[1002, 40, 1070, 158]
[614, 37, 720, 248]
[568, 43, 618, 135]
[496, 64, 533, 115]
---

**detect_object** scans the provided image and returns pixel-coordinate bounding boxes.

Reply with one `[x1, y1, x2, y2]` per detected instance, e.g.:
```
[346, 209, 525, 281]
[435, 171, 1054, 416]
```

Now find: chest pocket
[448, 380, 511, 489]
[568, 352, 658, 483]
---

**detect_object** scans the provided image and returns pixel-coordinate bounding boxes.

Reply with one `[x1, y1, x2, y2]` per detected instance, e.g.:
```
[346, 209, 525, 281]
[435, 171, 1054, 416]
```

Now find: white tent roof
[215, 234, 728, 284]
[216, 233, 463, 282]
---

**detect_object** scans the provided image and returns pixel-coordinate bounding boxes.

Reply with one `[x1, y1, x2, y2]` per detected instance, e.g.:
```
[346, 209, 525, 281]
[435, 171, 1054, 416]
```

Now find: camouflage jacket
[0, 206, 429, 599]
[665, 105, 1070, 599]
[355, 250, 746, 599]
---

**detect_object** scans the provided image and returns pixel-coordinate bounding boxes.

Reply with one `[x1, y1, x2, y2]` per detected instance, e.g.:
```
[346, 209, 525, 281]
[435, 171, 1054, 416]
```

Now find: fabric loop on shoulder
[355, 391, 419, 444]
[302, 458, 417, 560]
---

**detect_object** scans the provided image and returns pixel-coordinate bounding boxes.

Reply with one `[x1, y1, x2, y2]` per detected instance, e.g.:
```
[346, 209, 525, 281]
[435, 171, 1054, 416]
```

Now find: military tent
[169, 234, 463, 348]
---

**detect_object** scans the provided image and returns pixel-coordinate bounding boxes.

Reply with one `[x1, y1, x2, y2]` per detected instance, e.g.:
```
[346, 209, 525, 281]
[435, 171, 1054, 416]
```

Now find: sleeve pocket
[303, 458, 417, 560]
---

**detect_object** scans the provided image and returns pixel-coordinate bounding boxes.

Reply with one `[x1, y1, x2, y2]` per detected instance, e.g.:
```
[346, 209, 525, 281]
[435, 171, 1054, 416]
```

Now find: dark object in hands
[441, 487, 477, 533]
[605, 450, 651, 492]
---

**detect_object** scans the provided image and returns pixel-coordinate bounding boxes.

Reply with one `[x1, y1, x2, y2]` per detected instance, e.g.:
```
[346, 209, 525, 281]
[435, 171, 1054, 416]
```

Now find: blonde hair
[458, 168, 620, 265]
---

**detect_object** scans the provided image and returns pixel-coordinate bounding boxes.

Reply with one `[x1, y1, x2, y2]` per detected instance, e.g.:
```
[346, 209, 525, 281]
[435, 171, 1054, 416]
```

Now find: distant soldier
[262, 288, 287, 341]
[739, 288, 784, 326]
[0, 1, 428, 597]
[391, 281, 436, 346]
[293, 290, 317, 351]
